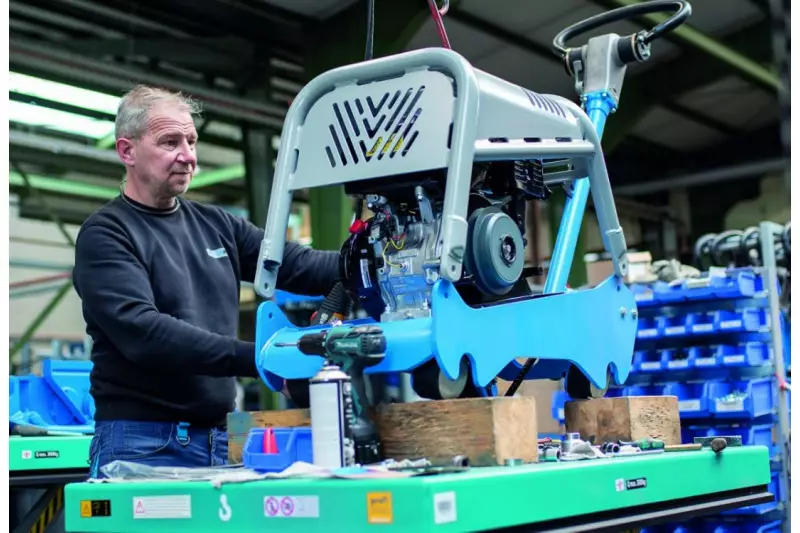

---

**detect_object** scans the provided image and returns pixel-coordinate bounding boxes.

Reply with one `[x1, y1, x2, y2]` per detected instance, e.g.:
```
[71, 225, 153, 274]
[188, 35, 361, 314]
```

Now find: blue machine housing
[256, 274, 637, 394]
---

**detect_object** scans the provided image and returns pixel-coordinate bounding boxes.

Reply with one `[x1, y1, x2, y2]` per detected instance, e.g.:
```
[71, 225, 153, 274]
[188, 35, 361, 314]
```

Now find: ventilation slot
[523, 89, 567, 119]
[324, 86, 427, 167]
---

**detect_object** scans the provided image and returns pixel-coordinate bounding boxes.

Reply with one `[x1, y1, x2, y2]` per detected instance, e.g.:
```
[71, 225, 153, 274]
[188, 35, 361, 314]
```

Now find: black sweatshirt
[72, 195, 339, 427]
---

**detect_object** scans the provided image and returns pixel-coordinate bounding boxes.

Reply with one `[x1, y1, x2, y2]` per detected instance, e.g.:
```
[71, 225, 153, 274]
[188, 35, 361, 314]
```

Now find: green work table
[10, 435, 92, 478]
[64, 447, 773, 533]
[10, 435, 92, 533]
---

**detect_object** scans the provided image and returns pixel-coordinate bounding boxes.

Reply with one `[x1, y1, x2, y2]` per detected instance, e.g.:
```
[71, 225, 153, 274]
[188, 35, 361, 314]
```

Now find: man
[72, 85, 340, 477]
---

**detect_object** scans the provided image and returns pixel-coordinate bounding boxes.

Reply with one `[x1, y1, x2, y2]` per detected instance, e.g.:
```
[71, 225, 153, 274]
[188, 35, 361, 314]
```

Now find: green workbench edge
[64, 447, 771, 533]
[10, 435, 92, 472]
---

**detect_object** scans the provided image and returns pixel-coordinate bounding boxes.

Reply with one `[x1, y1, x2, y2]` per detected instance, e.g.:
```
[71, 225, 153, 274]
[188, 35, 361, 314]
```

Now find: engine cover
[339, 163, 537, 323]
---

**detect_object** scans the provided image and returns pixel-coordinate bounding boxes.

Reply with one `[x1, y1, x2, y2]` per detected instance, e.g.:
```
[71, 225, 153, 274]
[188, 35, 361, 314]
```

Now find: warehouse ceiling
[8, 0, 785, 225]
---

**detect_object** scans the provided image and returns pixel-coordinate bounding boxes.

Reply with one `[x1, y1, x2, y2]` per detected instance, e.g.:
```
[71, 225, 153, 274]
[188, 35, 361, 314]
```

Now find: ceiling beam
[447, 7, 554, 60]
[9, 38, 287, 129]
[597, 0, 780, 92]
[601, 18, 773, 151]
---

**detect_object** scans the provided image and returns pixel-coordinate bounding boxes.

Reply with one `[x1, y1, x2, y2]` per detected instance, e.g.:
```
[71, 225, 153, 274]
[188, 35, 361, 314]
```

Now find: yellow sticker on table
[366, 492, 393, 524]
[80, 500, 111, 518]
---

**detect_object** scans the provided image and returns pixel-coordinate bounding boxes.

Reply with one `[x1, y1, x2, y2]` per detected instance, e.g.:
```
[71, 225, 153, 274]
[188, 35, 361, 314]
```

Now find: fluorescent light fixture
[9, 72, 120, 115]
[9, 100, 115, 139]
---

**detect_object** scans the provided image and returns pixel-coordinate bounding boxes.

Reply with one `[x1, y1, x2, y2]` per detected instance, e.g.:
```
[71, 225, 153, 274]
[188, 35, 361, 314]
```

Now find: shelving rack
[552, 221, 791, 532]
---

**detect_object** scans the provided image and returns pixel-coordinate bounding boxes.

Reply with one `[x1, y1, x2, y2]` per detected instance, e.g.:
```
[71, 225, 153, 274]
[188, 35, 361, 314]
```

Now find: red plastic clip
[349, 219, 367, 234]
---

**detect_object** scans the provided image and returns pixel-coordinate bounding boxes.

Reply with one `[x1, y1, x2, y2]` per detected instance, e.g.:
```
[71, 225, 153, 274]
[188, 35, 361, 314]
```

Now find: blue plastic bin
[634, 350, 665, 373]
[662, 315, 688, 337]
[9, 375, 89, 427]
[689, 346, 721, 369]
[637, 317, 661, 340]
[719, 343, 771, 368]
[664, 382, 710, 418]
[664, 348, 692, 371]
[707, 520, 782, 533]
[242, 427, 313, 473]
[715, 308, 765, 333]
[9, 359, 94, 431]
[687, 312, 716, 335]
[708, 378, 774, 419]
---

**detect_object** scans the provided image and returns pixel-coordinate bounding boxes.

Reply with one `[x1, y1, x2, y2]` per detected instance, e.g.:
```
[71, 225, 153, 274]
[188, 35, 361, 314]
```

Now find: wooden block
[227, 409, 310, 463]
[228, 396, 538, 466]
[371, 396, 538, 466]
[564, 395, 681, 445]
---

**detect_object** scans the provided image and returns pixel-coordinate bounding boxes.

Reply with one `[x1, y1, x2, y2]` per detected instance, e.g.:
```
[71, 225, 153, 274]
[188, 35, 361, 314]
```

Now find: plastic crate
[719, 343, 771, 368]
[687, 312, 716, 335]
[9, 375, 89, 428]
[242, 427, 313, 473]
[634, 349, 665, 373]
[43, 359, 95, 420]
[637, 317, 661, 340]
[708, 378, 774, 419]
[664, 382, 709, 418]
[715, 308, 766, 333]
[690, 346, 721, 369]
[664, 348, 692, 371]
[705, 520, 782, 533]
[663, 314, 689, 337]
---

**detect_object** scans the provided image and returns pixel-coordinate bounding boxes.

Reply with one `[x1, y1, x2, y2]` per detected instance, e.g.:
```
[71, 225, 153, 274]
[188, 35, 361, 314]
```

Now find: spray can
[309, 362, 356, 468]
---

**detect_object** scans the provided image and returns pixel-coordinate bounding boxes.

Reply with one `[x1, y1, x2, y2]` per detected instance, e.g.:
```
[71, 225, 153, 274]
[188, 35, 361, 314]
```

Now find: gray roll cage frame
[254, 47, 629, 299]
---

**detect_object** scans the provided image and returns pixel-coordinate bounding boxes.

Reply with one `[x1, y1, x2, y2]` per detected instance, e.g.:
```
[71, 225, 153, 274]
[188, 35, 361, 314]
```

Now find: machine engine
[339, 159, 551, 323]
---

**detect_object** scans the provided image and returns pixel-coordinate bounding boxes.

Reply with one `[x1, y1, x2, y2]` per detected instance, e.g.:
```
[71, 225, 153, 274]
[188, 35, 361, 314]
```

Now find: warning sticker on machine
[132, 495, 191, 519]
[264, 495, 319, 518]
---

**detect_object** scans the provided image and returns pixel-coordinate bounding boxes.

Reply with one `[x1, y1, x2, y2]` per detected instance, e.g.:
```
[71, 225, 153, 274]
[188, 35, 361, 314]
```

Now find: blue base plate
[255, 275, 638, 392]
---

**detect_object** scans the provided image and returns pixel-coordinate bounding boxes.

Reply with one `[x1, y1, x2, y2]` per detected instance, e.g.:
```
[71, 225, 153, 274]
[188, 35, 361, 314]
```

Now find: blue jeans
[89, 421, 229, 479]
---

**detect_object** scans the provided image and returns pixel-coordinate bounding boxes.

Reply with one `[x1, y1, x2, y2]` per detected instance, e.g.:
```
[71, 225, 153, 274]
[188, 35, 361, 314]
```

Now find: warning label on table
[132, 495, 192, 519]
[35, 451, 60, 459]
[81, 500, 112, 518]
[264, 495, 319, 518]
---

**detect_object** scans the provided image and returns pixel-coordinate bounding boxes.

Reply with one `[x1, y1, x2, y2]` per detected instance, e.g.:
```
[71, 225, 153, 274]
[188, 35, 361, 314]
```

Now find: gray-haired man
[73, 85, 339, 476]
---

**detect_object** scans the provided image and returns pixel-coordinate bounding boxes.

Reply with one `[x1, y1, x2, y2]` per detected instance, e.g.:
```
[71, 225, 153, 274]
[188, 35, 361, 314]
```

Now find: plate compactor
[251, 1, 692, 404]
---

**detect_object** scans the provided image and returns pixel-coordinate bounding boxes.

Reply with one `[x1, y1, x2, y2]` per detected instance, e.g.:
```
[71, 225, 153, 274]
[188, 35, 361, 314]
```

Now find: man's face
[124, 103, 198, 199]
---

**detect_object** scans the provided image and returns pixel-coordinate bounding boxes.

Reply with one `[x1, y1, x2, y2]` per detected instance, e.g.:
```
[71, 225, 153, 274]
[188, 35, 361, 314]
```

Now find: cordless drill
[284, 325, 387, 464]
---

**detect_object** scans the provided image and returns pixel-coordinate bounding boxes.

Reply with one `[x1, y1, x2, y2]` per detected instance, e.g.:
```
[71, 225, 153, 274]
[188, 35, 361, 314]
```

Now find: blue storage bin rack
[242, 427, 313, 473]
[707, 378, 774, 420]
[554, 265, 789, 528]
[631, 270, 758, 308]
